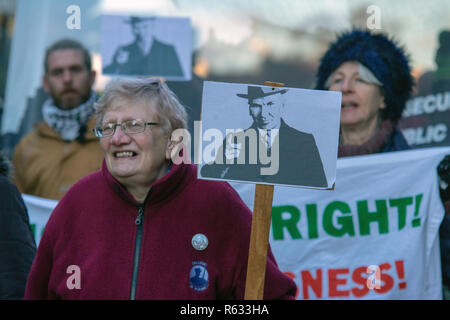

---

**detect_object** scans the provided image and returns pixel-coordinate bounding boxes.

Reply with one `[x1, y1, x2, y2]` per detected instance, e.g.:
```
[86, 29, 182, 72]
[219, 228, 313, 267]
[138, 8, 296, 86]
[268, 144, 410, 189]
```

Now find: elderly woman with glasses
[24, 78, 296, 300]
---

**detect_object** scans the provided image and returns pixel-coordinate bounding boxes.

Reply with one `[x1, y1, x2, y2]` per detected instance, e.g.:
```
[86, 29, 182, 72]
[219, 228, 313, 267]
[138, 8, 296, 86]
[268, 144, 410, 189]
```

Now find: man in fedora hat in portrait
[201, 85, 328, 188]
[103, 16, 184, 77]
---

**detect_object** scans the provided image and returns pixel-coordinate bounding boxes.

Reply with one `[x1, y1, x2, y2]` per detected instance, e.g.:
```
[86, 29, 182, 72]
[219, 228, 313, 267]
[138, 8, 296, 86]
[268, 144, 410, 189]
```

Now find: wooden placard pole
[244, 81, 284, 300]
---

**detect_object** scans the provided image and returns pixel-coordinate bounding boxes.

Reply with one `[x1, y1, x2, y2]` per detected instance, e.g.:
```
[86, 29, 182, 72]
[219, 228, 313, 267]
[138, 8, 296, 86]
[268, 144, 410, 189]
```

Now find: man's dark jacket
[0, 151, 36, 299]
[201, 119, 328, 188]
[104, 39, 184, 77]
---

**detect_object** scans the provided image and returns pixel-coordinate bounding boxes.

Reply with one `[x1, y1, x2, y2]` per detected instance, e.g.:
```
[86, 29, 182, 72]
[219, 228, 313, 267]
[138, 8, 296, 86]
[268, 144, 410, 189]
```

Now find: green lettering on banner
[389, 197, 413, 230]
[357, 200, 388, 235]
[322, 201, 355, 237]
[30, 223, 36, 241]
[271, 193, 425, 241]
[412, 193, 423, 227]
[306, 204, 319, 239]
[271, 205, 302, 240]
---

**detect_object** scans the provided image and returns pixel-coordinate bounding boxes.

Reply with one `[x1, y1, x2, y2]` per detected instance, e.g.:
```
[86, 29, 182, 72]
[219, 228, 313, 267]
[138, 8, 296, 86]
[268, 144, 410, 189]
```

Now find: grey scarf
[42, 91, 96, 141]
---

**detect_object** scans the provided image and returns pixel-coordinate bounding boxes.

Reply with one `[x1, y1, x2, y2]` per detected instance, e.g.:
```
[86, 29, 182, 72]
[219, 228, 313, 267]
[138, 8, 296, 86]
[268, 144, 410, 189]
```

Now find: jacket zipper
[130, 205, 145, 300]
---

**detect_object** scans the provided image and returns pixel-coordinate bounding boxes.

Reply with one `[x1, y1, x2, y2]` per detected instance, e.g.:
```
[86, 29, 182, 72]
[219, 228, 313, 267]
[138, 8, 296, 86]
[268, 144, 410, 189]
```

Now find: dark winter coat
[0, 151, 36, 299]
[440, 210, 450, 287]
[380, 128, 411, 153]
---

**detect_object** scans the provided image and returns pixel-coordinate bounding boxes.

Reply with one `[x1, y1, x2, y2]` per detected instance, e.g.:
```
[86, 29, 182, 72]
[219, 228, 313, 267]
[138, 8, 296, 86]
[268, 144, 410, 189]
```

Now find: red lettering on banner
[328, 268, 350, 297]
[395, 260, 407, 289]
[301, 269, 322, 299]
[374, 263, 394, 294]
[351, 266, 370, 297]
[290, 259, 407, 299]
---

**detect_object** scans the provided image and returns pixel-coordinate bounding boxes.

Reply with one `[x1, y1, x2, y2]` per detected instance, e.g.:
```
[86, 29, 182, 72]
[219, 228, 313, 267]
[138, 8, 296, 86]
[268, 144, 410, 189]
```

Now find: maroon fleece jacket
[24, 161, 296, 299]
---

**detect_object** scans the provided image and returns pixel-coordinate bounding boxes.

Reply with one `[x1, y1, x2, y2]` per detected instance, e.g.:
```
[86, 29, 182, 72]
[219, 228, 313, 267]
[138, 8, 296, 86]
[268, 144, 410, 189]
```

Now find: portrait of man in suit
[103, 16, 184, 77]
[200, 85, 328, 188]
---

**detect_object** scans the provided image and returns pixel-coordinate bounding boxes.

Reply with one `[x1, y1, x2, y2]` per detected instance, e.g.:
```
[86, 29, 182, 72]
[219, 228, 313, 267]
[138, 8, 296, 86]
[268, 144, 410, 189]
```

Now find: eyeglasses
[93, 119, 160, 138]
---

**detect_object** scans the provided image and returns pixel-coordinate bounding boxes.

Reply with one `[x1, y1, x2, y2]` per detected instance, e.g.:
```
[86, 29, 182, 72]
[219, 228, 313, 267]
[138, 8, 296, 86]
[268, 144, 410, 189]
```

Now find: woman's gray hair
[95, 77, 188, 133]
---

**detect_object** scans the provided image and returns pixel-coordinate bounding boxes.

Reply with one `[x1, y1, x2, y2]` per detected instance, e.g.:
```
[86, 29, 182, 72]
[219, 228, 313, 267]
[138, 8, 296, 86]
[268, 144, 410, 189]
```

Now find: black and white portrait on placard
[198, 81, 341, 189]
[101, 15, 191, 81]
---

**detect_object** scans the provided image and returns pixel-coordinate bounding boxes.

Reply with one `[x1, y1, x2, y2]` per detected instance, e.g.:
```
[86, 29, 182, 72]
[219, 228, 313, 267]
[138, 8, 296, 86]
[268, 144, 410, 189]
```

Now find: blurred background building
[1, 0, 450, 156]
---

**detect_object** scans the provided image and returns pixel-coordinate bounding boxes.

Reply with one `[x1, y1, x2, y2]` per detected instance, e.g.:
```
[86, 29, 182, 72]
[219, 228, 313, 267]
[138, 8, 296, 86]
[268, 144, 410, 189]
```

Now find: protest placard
[198, 81, 341, 189]
[101, 14, 191, 81]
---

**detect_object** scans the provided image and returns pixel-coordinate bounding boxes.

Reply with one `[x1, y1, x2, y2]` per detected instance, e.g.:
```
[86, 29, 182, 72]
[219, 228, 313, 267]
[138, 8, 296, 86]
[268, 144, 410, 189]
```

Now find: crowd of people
[0, 27, 449, 299]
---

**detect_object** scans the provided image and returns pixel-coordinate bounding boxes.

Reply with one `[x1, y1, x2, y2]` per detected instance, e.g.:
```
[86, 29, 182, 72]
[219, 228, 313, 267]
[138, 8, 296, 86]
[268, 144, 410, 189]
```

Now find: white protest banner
[231, 147, 448, 299]
[23, 194, 57, 245]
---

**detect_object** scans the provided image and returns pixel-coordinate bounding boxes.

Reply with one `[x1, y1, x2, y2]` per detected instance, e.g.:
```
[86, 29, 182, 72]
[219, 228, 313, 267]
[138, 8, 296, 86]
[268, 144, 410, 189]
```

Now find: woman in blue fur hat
[316, 28, 450, 299]
[315, 28, 413, 156]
